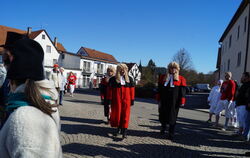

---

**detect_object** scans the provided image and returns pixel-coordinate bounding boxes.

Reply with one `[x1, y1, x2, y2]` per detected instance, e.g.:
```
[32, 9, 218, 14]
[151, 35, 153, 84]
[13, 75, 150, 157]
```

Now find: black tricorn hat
[1, 32, 45, 81]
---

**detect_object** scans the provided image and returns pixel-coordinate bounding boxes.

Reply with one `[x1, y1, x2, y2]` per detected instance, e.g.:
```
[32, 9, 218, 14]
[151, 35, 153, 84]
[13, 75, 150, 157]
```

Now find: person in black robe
[157, 62, 187, 140]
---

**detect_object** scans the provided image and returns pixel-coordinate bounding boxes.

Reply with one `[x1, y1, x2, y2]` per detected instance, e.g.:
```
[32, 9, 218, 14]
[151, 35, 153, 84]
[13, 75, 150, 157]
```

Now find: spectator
[0, 64, 6, 87]
[50, 64, 62, 92]
[59, 67, 67, 105]
[214, 72, 236, 130]
[241, 72, 250, 141]
[99, 66, 116, 124]
[207, 80, 223, 123]
[67, 72, 77, 97]
[0, 32, 62, 157]
[234, 73, 250, 135]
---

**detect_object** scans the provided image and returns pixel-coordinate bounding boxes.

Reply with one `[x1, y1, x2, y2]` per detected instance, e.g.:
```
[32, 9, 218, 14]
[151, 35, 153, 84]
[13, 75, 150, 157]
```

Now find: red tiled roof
[82, 47, 118, 63]
[28, 30, 44, 39]
[57, 42, 66, 52]
[0, 25, 43, 52]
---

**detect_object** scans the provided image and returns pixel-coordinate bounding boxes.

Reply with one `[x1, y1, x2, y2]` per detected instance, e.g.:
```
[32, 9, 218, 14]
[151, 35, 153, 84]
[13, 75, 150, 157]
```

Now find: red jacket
[107, 76, 135, 128]
[220, 80, 236, 101]
[67, 75, 77, 85]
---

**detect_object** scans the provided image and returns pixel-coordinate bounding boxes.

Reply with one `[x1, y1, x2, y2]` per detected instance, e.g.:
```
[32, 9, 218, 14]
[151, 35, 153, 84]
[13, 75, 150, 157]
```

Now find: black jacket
[236, 81, 250, 107]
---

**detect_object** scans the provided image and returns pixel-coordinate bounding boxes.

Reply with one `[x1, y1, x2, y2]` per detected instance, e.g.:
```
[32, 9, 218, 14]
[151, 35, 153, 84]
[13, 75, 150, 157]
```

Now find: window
[83, 61, 91, 72]
[227, 59, 230, 71]
[62, 54, 65, 59]
[42, 34, 46, 39]
[237, 25, 240, 40]
[237, 52, 241, 67]
[244, 16, 247, 32]
[0, 56, 2, 63]
[46, 45, 51, 53]
[229, 35, 232, 48]
[53, 59, 57, 65]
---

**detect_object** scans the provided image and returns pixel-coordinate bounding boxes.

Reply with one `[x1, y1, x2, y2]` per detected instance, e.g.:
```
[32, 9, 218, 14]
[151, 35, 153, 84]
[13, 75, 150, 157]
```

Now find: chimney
[27, 27, 32, 35]
[54, 37, 58, 47]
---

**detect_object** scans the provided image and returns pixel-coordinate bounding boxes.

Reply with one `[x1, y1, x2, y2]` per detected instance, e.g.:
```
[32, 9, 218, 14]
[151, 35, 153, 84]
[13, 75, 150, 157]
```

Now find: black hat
[1, 32, 45, 81]
[0, 32, 26, 49]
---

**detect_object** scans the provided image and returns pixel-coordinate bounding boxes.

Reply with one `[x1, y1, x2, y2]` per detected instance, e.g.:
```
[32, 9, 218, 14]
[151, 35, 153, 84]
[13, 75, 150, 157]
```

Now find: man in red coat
[157, 62, 186, 141]
[214, 72, 236, 130]
[107, 64, 135, 139]
[99, 66, 115, 124]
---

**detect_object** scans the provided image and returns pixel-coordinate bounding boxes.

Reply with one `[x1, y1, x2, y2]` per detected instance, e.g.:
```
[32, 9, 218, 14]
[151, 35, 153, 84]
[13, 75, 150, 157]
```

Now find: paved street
[59, 90, 249, 158]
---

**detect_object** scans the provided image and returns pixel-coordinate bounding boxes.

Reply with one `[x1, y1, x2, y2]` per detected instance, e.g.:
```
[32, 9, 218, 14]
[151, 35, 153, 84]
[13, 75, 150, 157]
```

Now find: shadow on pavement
[61, 116, 105, 124]
[62, 142, 245, 158]
[61, 115, 248, 151]
[65, 99, 101, 105]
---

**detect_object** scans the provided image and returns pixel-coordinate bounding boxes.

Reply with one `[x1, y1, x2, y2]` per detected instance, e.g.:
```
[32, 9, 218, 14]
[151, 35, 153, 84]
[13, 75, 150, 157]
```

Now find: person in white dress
[207, 80, 223, 123]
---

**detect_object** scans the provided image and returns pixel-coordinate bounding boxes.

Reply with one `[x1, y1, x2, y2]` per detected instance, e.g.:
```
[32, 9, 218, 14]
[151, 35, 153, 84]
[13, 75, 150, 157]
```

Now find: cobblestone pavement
[59, 91, 249, 158]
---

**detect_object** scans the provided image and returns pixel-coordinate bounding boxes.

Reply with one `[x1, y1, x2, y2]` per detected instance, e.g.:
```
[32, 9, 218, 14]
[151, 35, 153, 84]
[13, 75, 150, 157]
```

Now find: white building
[77, 47, 118, 88]
[0, 25, 60, 78]
[217, 0, 250, 82]
[124, 63, 141, 85]
[0, 25, 120, 89]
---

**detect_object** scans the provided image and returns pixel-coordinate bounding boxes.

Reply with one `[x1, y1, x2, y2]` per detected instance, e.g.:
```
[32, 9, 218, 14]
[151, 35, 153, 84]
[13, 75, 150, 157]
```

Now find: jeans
[243, 110, 250, 139]
[59, 90, 64, 105]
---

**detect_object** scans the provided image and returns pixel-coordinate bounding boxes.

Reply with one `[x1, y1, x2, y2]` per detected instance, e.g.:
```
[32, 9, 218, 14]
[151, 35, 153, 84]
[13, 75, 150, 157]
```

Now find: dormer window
[42, 34, 46, 39]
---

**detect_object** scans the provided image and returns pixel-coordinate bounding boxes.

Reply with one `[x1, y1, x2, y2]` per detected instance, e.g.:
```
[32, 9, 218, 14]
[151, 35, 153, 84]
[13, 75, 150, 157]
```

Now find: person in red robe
[157, 62, 186, 141]
[67, 72, 77, 97]
[107, 64, 135, 139]
[99, 66, 116, 124]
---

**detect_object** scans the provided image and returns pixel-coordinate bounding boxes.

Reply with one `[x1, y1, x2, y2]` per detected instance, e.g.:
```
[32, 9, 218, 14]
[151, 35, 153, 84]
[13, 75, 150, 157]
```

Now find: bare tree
[172, 48, 193, 71]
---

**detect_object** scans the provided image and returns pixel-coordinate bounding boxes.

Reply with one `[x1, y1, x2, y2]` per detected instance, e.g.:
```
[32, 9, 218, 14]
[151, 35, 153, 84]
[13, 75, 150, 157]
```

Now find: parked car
[186, 86, 194, 94]
[194, 84, 211, 92]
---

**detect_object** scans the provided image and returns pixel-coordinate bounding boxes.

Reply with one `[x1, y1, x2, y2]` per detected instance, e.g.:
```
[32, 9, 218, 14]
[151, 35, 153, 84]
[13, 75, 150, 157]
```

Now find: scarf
[5, 92, 52, 114]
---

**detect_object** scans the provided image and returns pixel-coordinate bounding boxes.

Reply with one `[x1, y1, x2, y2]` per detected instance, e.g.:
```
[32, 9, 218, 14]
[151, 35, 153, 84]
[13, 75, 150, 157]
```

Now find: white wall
[80, 58, 117, 88]
[220, 5, 249, 82]
[33, 31, 60, 67]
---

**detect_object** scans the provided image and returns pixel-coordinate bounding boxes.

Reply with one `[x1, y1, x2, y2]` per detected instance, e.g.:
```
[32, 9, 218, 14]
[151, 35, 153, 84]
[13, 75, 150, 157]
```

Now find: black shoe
[113, 128, 121, 136]
[168, 134, 174, 141]
[160, 127, 166, 135]
[245, 152, 250, 156]
[122, 128, 127, 139]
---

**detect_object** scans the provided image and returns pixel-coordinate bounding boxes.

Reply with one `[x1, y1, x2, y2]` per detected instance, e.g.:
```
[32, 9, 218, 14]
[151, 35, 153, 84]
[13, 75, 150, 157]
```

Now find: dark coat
[158, 74, 186, 125]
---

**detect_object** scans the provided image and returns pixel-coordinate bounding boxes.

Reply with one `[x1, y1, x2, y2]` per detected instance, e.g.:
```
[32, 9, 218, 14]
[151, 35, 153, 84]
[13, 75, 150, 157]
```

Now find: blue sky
[1, 0, 242, 73]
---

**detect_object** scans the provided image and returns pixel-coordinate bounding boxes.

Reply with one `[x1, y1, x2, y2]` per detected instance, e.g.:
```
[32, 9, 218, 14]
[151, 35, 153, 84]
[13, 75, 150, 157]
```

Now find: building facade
[77, 47, 118, 88]
[217, 0, 250, 82]
[0, 25, 120, 88]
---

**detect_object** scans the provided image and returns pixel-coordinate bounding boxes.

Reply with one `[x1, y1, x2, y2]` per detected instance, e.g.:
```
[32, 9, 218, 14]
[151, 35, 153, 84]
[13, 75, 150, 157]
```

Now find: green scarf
[5, 92, 52, 114]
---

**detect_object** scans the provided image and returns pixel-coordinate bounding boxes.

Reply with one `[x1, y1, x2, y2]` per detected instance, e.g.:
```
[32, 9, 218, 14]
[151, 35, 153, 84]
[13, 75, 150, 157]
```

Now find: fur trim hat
[1, 32, 45, 81]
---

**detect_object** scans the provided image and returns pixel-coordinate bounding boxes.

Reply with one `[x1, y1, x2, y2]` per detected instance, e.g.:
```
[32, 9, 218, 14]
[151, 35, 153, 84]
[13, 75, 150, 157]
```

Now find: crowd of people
[100, 62, 186, 141]
[0, 31, 249, 157]
[207, 71, 250, 155]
